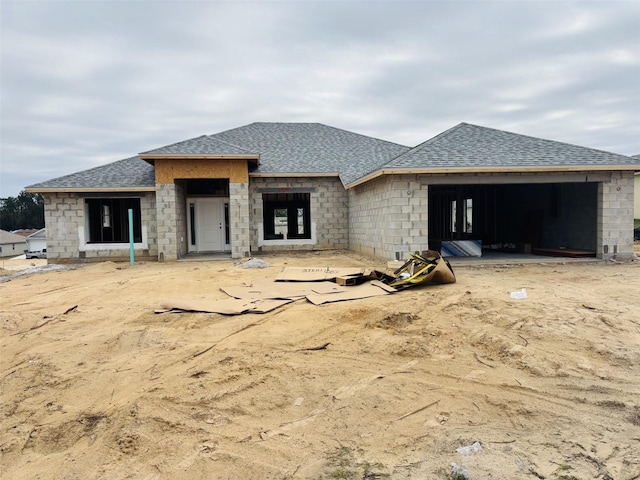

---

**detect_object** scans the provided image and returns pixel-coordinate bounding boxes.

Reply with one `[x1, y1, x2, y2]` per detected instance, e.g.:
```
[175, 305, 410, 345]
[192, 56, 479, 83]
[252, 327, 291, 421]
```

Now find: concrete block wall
[349, 175, 428, 260]
[42, 193, 84, 262]
[174, 182, 187, 259]
[248, 177, 349, 253]
[230, 182, 251, 258]
[635, 175, 640, 219]
[43, 192, 157, 263]
[598, 171, 635, 259]
[156, 183, 180, 261]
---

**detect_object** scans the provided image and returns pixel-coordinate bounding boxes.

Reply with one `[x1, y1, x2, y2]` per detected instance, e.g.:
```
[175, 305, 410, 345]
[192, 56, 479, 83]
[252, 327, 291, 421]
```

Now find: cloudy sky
[1, 0, 639, 197]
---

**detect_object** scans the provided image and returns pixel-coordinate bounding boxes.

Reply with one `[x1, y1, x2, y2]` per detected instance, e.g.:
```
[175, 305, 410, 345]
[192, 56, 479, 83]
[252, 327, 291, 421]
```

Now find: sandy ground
[1, 249, 639, 480]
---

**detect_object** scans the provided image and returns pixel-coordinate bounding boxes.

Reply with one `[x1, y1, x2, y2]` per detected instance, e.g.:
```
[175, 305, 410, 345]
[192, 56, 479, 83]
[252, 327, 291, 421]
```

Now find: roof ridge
[204, 134, 257, 154]
[217, 121, 410, 148]
[378, 122, 467, 167]
[315, 122, 410, 148]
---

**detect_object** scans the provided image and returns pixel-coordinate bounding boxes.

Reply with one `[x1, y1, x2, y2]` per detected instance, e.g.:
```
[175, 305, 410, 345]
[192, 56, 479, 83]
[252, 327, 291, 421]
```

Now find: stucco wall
[43, 192, 157, 263]
[248, 176, 349, 253]
[348, 175, 428, 260]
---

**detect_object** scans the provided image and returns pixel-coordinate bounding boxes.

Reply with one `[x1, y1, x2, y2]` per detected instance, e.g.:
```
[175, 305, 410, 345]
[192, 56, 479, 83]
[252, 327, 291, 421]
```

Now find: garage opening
[428, 183, 598, 256]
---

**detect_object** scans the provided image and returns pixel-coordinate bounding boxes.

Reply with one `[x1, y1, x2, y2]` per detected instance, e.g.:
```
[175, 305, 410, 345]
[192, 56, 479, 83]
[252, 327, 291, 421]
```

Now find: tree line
[0, 191, 45, 231]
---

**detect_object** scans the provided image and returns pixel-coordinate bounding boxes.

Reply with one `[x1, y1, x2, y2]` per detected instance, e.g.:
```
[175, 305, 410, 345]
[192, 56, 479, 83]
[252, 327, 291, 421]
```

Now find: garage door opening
[428, 183, 598, 257]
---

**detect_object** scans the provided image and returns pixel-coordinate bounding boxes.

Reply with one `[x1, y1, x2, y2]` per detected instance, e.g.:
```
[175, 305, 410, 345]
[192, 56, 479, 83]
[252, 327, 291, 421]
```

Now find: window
[262, 193, 311, 240]
[450, 196, 473, 235]
[86, 198, 142, 243]
[464, 198, 473, 234]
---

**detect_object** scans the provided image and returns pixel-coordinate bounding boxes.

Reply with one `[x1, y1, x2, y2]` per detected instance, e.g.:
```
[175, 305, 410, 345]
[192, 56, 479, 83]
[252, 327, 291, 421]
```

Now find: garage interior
[428, 182, 598, 257]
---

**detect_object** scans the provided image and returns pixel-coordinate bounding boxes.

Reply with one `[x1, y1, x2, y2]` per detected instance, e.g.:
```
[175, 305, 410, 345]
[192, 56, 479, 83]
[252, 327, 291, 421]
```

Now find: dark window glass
[262, 193, 311, 240]
[86, 198, 142, 243]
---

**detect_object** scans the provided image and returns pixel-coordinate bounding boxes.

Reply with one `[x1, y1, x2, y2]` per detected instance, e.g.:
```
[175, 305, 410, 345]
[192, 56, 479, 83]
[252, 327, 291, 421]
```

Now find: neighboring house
[13, 229, 39, 238]
[0, 229, 28, 258]
[25, 122, 640, 263]
[26, 228, 47, 253]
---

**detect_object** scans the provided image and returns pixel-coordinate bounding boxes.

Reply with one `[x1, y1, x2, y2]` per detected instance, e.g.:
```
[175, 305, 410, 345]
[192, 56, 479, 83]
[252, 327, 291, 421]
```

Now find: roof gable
[26, 228, 46, 239]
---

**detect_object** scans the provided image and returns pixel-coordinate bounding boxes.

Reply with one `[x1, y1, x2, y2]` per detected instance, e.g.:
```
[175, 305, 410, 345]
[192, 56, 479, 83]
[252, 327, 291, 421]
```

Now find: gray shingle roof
[381, 123, 640, 172]
[27, 228, 46, 239]
[140, 135, 255, 156]
[0, 229, 28, 245]
[26, 156, 155, 191]
[208, 122, 411, 185]
[25, 122, 640, 192]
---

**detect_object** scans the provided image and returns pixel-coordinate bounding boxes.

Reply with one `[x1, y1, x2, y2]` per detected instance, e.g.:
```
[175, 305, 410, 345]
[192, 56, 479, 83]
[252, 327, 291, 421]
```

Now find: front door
[188, 198, 228, 252]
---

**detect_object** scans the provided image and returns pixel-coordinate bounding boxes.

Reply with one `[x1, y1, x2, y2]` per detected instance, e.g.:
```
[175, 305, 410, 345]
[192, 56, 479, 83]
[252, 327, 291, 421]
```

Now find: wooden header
[154, 158, 249, 184]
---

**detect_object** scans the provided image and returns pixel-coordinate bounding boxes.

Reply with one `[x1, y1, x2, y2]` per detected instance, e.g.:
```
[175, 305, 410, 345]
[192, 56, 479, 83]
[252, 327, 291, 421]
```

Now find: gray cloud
[1, 0, 639, 197]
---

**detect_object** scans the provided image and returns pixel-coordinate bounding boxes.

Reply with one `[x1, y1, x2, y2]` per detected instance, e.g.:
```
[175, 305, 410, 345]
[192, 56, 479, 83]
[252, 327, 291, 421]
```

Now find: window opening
[185, 179, 229, 196]
[189, 203, 196, 246]
[262, 193, 311, 240]
[86, 198, 142, 243]
[224, 203, 230, 245]
[451, 200, 457, 233]
[464, 198, 473, 233]
[102, 204, 111, 227]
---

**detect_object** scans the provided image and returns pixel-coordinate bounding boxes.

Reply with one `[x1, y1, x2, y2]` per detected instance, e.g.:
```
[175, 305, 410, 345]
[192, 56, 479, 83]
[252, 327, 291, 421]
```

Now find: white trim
[78, 226, 149, 251]
[257, 222, 317, 247]
[249, 172, 339, 178]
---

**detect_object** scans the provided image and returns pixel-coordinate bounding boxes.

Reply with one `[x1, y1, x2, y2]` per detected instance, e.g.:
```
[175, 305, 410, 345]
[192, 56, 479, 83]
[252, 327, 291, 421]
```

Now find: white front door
[189, 198, 227, 252]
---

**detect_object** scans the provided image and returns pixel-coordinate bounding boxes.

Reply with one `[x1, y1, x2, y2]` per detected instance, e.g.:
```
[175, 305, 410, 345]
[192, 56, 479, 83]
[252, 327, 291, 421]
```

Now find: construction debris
[155, 251, 455, 315]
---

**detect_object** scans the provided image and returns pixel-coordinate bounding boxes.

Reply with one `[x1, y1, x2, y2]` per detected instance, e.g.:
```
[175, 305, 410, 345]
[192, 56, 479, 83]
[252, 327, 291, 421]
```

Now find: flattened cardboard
[275, 267, 365, 282]
[221, 280, 345, 300]
[335, 274, 365, 286]
[159, 297, 292, 315]
[306, 280, 396, 305]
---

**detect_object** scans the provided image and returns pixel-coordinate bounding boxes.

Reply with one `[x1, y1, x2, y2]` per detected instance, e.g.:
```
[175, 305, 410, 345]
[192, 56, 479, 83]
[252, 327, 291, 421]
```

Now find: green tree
[0, 191, 45, 231]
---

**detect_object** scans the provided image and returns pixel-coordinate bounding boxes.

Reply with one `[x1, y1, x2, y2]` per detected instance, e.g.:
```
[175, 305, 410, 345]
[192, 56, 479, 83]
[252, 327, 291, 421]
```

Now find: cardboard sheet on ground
[221, 279, 346, 300]
[306, 280, 396, 305]
[157, 297, 292, 315]
[275, 267, 365, 282]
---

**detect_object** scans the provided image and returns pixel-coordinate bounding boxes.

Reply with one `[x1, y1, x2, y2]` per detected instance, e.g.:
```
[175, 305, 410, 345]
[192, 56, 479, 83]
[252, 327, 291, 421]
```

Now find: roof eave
[249, 172, 340, 178]
[24, 187, 157, 194]
[346, 164, 640, 189]
[140, 154, 260, 166]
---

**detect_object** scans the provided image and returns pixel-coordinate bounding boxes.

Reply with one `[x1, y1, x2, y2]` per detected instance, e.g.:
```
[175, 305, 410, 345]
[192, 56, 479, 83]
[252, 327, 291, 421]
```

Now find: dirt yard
[1, 249, 639, 480]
